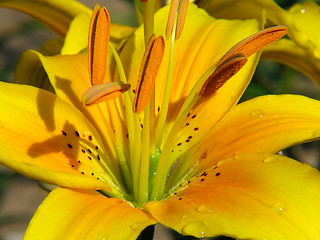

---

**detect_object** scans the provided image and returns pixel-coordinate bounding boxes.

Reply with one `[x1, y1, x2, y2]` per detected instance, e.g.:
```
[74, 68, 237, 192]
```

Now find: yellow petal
[61, 13, 91, 55]
[0, 81, 115, 191]
[194, 94, 320, 172]
[146, 153, 320, 239]
[30, 50, 124, 177]
[121, 3, 261, 121]
[201, 0, 320, 85]
[0, 0, 91, 36]
[14, 50, 54, 92]
[24, 188, 156, 240]
[199, 0, 285, 22]
[262, 38, 320, 84]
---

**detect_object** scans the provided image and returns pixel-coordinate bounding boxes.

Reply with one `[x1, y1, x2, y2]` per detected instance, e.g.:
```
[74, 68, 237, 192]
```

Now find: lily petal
[24, 188, 156, 240]
[121, 3, 261, 125]
[200, 0, 320, 84]
[195, 94, 320, 172]
[61, 13, 91, 55]
[146, 153, 320, 239]
[0, 0, 91, 36]
[0, 81, 116, 191]
[14, 50, 54, 92]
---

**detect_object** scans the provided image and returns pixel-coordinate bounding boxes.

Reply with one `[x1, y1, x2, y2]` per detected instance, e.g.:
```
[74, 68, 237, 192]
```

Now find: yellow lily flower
[1, 2, 320, 240]
[198, 0, 320, 85]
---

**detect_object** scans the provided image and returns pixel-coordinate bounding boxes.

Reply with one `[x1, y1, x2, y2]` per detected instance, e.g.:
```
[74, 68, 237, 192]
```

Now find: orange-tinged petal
[146, 153, 320, 239]
[192, 94, 320, 172]
[0, 0, 91, 36]
[0, 81, 116, 192]
[24, 188, 156, 240]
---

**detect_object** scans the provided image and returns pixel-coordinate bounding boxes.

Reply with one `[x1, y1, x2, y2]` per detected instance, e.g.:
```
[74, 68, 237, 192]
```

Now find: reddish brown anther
[200, 53, 248, 97]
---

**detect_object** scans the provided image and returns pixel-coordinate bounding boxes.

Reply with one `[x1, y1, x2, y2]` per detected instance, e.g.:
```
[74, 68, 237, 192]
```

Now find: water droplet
[300, 8, 305, 14]
[130, 222, 142, 231]
[250, 110, 263, 118]
[313, 130, 320, 137]
[233, 152, 242, 160]
[271, 203, 285, 214]
[182, 214, 188, 220]
[196, 204, 212, 213]
[181, 222, 207, 238]
[263, 156, 277, 163]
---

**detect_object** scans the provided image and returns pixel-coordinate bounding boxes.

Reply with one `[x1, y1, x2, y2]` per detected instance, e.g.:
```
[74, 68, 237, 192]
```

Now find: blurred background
[0, 0, 319, 239]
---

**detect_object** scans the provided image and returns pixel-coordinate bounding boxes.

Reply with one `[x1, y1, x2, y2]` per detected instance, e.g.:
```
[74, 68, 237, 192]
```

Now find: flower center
[81, 4, 287, 208]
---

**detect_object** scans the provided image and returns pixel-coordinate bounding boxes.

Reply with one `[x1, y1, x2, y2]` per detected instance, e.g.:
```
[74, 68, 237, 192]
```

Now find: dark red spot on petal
[68, 144, 73, 148]
[62, 131, 67, 136]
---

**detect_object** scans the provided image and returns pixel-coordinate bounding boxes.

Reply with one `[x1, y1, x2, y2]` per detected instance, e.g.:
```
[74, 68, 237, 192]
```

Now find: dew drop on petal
[130, 222, 142, 231]
[181, 222, 207, 238]
[233, 151, 242, 160]
[182, 214, 188, 220]
[250, 110, 263, 118]
[263, 156, 277, 163]
[271, 203, 285, 215]
[196, 204, 212, 213]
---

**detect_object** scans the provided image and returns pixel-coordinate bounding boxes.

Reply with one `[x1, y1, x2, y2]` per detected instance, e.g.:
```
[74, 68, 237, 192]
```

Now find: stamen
[133, 34, 165, 113]
[166, 0, 189, 40]
[200, 53, 248, 97]
[218, 26, 287, 66]
[166, 0, 179, 39]
[176, 0, 189, 39]
[88, 5, 110, 86]
[81, 82, 131, 106]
